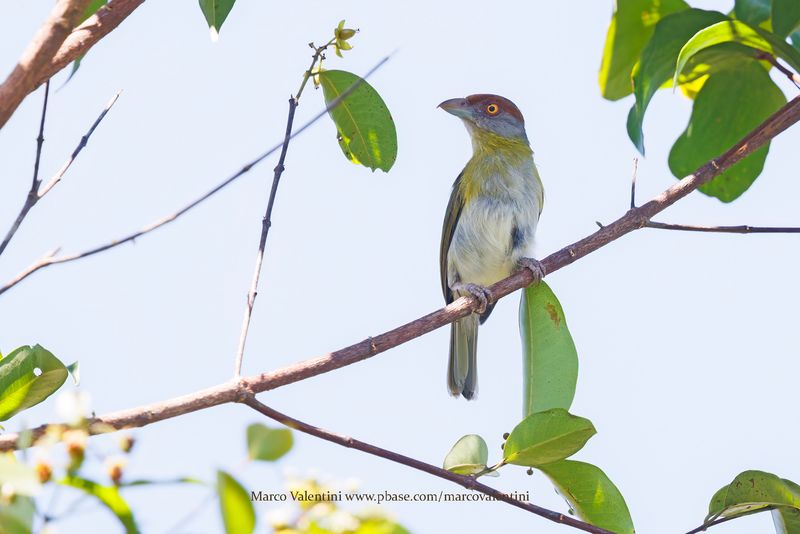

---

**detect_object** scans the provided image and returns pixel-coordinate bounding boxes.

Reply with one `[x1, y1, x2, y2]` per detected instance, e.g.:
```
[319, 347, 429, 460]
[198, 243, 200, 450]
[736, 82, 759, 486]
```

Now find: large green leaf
[539, 460, 635, 534]
[61, 476, 139, 533]
[0, 495, 34, 534]
[627, 8, 727, 153]
[519, 282, 578, 416]
[217, 470, 255, 534]
[318, 70, 397, 172]
[503, 409, 595, 467]
[0, 345, 68, 421]
[773, 0, 800, 38]
[706, 470, 800, 532]
[735, 0, 772, 25]
[246, 423, 293, 461]
[599, 0, 689, 100]
[198, 0, 236, 37]
[668, 59, 786, 202]
[443, 434, 489, 475]
[675, 19, 800, 84]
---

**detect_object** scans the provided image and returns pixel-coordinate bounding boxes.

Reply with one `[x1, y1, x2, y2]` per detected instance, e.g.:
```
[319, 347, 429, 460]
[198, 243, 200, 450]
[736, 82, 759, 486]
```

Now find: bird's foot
[518, 257, 545, 285]
[451, 282, 492, 314]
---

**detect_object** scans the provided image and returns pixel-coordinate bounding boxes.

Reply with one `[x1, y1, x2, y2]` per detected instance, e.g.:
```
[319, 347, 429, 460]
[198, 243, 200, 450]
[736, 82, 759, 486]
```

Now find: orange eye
[486, 103, 499, 115]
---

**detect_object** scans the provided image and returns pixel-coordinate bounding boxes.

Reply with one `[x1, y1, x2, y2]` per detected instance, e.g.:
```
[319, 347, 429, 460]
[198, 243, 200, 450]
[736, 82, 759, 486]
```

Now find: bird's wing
[440, 171, 465, 304]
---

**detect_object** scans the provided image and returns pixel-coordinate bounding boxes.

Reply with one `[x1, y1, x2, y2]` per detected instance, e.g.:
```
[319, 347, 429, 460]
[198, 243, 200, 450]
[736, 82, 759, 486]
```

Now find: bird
[438, 94, 544, 400]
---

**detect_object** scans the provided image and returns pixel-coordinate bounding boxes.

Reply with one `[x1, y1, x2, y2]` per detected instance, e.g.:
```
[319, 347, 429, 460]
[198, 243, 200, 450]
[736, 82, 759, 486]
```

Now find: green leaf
[198, 0, 236, 38]
[503, 409, 595, 467]
[318, 70, 397, 172]
[773, 0, 800, 38]
[0, 455, 41, 497]
[246, 423, 293, 461]
[599, 0, 689, 100]
[628, 8, 727, 153]
[355, 518, 411, 534]
[668, 59, 786, 202]
[0, 495, 34, 534]
[0, 345, 69, 421]
[792, 30, 800, 50]
[675, 19, 800, 85]
[217, 470, 255, 534]
[735, 0, 772, 25]
[519, 282, 578, 416]
[539, 460, 635, 534]
[707, 471, 800, 519]
[61, 476, 139, 533]
[66, 361, 80, 386]
[443, 434, 489, 475]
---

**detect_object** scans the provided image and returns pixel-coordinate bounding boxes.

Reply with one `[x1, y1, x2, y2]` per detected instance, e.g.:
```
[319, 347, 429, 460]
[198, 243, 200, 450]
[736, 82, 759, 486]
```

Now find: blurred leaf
[0, 345, 68, 421]
[198, 0, 236, 38]
[217, 470, 255, 534]
[120, 477, 204, 487]
[66, 361, 80, 386]
[675, 19, 800, 85]
[246, 423, 293, 461]
[355, 518, 411, 534]
[627, 8, 726, 153]
[443, 434, 488, 475]
[773, 0, 800, 37]
[503, 409, 595, 467]
[669, 59, 786, 202]
[539, 460, 634, 534]
[0, 455, 41, 496]
[599, 0, 689, 100]
[318, 70, 397, 172]
[519, 282, 578, 416]
[62, 476, 139, 533]
[735, 0, 772, 25]
[706, 471, 800, 531]
[0, 495, 34, 534]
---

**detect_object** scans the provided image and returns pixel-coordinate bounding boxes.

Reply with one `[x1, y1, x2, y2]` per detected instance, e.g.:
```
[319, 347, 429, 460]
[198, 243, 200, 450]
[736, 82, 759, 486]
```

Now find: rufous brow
[465, 94, 525, 122]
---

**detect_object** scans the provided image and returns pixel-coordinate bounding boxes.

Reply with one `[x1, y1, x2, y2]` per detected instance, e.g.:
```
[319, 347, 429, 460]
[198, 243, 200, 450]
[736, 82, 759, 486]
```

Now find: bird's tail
[448, 314, 479, 399]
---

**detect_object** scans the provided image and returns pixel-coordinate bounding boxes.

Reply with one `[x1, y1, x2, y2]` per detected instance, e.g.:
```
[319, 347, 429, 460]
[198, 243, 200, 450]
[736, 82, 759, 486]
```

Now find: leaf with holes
[246, 423, 293, 461]
[318, 70, 397, 172]
[705, 470, 800, 529]
[0, 345, 68, 421]
[520, 282, 578, 416]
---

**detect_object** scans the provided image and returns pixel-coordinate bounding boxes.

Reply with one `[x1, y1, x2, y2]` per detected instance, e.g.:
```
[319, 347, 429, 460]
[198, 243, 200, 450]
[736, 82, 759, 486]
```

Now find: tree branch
[0, 90, 120, 260]
[2, 93, 799, 451]
[645, 221, 800, 233]
[0, 56, 390, 297]
[0, 0, 144, 129]
[242, 394, 613, 534]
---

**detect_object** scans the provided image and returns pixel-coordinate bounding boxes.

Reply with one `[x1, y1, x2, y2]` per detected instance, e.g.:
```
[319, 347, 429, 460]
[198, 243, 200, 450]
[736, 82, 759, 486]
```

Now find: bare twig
[646, 221, 800, 233]
[0, 0, 144, 129]
[0, 55, 390, 297]
[242, 394, 613, 534]
[0, 90, 119, 260]
[756, 52, 800, 88]
[0, 0, 91, 129]
[233, 39, 335, 377]
[2, 94, 799, 452]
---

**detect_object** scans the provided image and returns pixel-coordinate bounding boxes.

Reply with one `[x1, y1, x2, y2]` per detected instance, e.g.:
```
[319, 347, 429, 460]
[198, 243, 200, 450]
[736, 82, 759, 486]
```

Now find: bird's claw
[451, 282, 492, 314]
[518, 257, 545, 284]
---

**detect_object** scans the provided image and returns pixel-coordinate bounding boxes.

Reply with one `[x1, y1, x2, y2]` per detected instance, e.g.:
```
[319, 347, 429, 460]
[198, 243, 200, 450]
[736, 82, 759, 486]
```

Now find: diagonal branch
[0, 56, 389, 297]
[0, 0, 144, 129]
[1, 94, 799, 452]
[242, 394, 613, 534]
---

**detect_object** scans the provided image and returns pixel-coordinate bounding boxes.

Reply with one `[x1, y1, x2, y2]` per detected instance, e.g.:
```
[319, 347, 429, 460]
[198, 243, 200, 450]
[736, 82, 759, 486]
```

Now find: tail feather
[448, 314, 479, 399]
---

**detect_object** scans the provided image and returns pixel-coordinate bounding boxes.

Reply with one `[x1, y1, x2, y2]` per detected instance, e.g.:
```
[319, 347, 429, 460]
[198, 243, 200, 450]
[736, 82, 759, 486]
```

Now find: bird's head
[439, 94, 528, 144]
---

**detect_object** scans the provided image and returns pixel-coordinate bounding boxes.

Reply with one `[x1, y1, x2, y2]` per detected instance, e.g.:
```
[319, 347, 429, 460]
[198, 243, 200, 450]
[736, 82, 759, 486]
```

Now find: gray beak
[438, 98, 471, 119]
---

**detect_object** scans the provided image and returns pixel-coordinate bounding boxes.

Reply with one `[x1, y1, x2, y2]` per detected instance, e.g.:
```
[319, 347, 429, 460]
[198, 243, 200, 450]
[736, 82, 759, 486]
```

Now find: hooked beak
[438, 98, 471, 119]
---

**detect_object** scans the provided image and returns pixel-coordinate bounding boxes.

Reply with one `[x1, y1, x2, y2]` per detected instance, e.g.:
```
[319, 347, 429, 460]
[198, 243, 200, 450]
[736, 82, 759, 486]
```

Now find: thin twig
[646, 221, 800, 233]
[684, 508, 771, 534]
[2, 94, 800, 453]
[0, 55, 390, 297]
[756, 52, 800, 89]
[0, 89, 119, 260]
[233, 39, 335, 377]
[242, 394, 613, 534]
[630, 157, 638, 209]
[0, 82, 51, 257]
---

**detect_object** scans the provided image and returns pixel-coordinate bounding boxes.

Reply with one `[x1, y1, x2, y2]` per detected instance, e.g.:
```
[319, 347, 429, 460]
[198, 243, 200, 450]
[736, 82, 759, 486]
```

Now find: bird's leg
[518, 257, 545, 285]
[450, 282, 492, 314]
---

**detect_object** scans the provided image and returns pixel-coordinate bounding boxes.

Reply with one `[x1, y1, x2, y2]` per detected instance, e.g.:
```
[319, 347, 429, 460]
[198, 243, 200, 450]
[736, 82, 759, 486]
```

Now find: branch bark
[242, 394, 613, 534]
[2, 94, 798, 452]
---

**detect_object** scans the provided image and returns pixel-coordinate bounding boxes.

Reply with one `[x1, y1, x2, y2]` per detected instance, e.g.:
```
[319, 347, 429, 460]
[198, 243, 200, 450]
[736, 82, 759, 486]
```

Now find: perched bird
[439, 94, 544, 400]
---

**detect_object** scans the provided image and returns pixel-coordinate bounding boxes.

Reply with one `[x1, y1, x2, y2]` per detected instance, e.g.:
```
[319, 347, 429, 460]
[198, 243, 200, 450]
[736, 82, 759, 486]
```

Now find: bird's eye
[486, 103, 499, 115]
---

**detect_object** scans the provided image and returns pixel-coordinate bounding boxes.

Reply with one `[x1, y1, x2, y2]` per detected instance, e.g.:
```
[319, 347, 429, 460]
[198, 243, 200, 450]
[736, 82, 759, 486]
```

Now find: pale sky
[1, 1, 798, 533]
